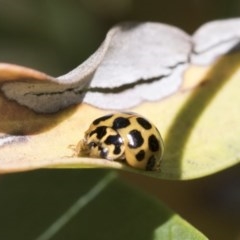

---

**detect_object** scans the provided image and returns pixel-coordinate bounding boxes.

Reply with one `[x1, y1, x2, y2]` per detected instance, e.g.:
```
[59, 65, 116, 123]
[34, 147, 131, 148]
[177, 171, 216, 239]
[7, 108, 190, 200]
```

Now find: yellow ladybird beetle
[76, 112, 164, 171]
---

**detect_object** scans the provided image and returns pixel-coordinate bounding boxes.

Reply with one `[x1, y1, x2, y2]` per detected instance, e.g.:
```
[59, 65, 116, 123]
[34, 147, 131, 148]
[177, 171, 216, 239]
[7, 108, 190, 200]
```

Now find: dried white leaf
[87, 22, 191, 88]
[1, 19, 240, 113]
[1, 22, 191, 112]
[191, 18, 240, 64]
[84, 64, 187, 109]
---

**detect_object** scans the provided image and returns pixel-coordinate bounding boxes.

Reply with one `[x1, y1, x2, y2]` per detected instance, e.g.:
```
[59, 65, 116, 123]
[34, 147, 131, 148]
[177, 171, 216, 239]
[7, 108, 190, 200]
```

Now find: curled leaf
[191, 18, 240, 64]
[0, 19, 240, 179]
[1, 22, 191, 113]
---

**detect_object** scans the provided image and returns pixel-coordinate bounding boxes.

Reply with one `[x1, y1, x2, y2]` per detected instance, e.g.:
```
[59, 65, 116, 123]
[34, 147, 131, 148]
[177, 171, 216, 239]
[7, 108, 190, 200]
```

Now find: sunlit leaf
[153, 215, 207, 240]
[0, 19, 240, 179]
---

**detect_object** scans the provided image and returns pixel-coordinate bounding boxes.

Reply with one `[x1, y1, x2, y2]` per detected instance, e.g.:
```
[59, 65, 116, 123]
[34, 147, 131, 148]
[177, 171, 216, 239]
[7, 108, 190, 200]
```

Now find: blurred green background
[0, 0, 240, 239]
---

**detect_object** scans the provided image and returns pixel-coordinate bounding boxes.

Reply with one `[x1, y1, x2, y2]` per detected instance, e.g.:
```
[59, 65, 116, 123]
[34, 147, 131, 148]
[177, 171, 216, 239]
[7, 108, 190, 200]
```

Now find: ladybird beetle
[76, 112, 164, 171]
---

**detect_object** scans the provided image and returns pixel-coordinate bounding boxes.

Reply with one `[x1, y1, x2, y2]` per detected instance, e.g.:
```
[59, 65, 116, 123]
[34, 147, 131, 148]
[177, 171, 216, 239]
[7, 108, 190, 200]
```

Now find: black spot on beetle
[104, 134, 123, 155]
[135, 150, 145, 161]
[148, 134, 159, 152]
[90, 126, 107, 139]
[112, 117, 130, 130]
[128, 130, 144, 148]
[136, 117, 152, 130]
[92, 114, 113, 125]
[146, 155, 156, 171]
[105, 135, 122, 145]
[113, 146, 121, 155]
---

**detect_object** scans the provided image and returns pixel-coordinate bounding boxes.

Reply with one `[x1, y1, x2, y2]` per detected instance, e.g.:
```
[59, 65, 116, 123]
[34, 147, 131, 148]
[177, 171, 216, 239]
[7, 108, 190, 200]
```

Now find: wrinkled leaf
[191, 18, 240, 64]
[1, 20, 240, 113]
[1, 22, 191, 113]
[0, 170, 208, 240]
[0, 19, 240, 179]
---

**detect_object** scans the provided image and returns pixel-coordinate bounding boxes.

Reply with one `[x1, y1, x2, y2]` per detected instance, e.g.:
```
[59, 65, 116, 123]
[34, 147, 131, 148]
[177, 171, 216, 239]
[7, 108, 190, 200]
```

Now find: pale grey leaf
[1, 82, 85, 113]
[83, 22, 191, 109]
[1, 22, 191, 113]
[2, 19, 240, 113]
[191, 18, 240, 64]
[84, 64, 187, 109]
[87, 22, 191, 88]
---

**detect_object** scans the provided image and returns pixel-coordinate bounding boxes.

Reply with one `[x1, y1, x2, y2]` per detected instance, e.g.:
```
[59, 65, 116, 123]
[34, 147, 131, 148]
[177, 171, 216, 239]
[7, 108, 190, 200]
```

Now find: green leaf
[153, 215, 207, 240]
[0, 170, 207, 240]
